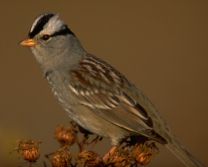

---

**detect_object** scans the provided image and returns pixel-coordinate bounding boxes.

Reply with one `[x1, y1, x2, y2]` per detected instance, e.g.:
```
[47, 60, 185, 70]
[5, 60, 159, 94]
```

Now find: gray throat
[32, 35, 87, 76]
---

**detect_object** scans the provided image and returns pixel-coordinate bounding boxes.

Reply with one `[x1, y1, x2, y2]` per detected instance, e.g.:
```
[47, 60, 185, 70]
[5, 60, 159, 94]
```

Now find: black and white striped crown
[28, 13, 74, 38]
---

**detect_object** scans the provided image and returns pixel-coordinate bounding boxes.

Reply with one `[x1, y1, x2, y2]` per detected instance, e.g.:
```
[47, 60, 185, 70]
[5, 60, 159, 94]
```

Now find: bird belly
[66, 104, 130, 145]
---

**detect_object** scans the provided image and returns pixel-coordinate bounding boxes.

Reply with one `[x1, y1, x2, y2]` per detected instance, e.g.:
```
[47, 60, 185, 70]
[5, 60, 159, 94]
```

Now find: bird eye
[41, 34, 50, 41]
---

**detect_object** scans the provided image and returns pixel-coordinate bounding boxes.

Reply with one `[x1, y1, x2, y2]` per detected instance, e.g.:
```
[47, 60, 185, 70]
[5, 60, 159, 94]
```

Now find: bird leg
[73, 123, 103, 151]
[84, 135, 103, 145]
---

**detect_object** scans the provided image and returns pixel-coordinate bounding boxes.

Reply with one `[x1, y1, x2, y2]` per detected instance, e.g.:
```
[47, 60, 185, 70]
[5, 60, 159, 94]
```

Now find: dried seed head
[22, 147, 40, 162]
[55, 125, 76, 146]
[103, 147, 133, 167]
[77, 150, 104, 167]
[48, 147, 72, 167]
[132, 142, 159, 166]
[134, 152, 152, 165]
[108, 155, 132, 167]
[17, 139, 41, 163]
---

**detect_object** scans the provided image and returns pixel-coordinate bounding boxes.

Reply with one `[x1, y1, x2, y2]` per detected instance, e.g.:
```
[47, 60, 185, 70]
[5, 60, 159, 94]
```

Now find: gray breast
[44, 70, 73, 111]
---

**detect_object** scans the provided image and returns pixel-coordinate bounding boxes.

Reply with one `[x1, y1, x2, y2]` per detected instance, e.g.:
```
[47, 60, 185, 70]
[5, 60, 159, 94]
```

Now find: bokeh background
[0, 1, 207, 167]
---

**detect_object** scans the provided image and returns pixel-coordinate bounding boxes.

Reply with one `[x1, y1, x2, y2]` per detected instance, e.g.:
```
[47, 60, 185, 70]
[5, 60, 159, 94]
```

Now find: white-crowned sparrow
[20, 13, 205, 167]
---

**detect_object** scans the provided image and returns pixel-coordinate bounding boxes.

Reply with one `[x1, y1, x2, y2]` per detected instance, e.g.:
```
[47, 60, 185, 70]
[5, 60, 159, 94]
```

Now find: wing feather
[69, 54, 155, 136]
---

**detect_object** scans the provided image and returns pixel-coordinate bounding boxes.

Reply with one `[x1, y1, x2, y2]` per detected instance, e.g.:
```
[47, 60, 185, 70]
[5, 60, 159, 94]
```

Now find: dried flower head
[47, 147, 72, 167]
[103, 146, 134, 167]
[55, 125, 77, 146]
[132, 142, 159, 166]
[77, 150, 104, 167]
[17, 139, 41, 163]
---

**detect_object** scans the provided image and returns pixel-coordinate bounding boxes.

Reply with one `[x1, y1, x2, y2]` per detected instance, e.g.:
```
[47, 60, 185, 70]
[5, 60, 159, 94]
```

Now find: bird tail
[165, 135, 205, 167]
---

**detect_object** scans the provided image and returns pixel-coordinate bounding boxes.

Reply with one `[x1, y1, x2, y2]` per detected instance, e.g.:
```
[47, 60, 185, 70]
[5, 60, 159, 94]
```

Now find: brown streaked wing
[69, 54, 155, 135]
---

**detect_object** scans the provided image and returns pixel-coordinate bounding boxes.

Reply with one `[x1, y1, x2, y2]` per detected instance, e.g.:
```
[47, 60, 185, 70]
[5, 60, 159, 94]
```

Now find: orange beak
[20, 38, 37, 47]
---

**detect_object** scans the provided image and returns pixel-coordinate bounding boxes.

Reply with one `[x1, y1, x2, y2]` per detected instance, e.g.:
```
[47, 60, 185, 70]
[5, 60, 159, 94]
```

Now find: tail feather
[165, 136, 206, 167]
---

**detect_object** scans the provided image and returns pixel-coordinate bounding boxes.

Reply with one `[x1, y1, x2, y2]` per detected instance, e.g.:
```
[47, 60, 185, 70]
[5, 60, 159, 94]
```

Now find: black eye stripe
[51, 25, 74, 37]
[40, 26, 74, 42]
[29, 13, 54, 38]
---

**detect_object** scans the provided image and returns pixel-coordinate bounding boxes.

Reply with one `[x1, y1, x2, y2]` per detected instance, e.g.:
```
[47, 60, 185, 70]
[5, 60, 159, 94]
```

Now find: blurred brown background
[0, 1, 207, 167]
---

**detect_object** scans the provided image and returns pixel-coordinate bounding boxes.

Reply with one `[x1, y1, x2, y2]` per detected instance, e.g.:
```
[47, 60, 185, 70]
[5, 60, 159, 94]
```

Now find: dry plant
[15, 122, 159, 167]
[15, 139, 41, 167]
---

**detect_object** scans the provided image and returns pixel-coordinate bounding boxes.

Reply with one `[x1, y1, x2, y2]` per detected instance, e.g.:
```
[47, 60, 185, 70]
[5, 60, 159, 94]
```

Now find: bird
[20, 13, 205, 167]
